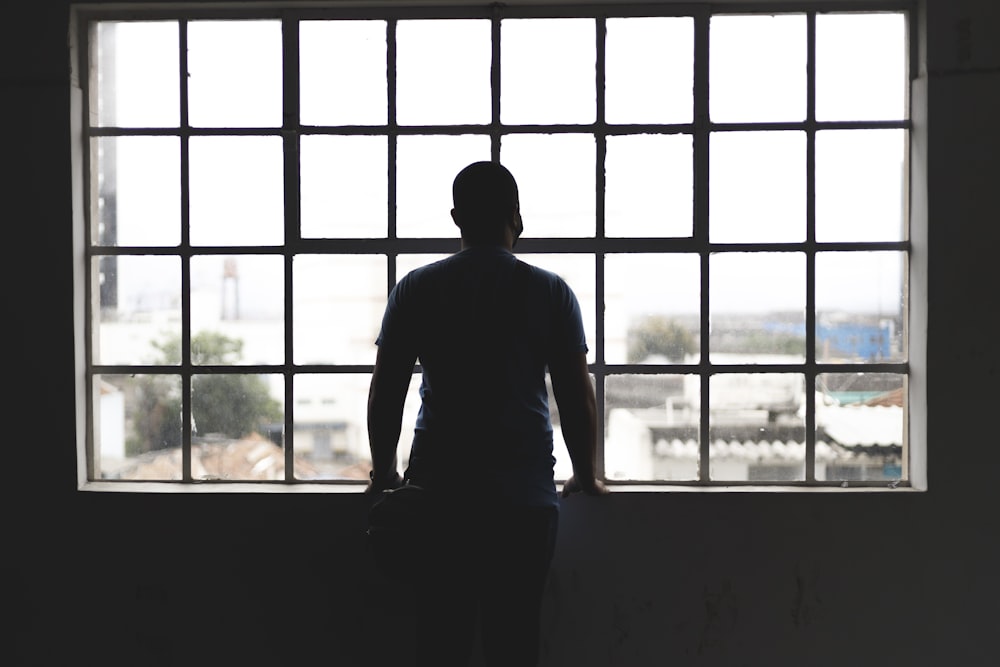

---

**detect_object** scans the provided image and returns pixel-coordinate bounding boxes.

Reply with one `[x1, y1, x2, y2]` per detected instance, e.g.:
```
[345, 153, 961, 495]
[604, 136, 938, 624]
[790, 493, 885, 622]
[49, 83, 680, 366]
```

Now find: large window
[77, 2, 915, 488]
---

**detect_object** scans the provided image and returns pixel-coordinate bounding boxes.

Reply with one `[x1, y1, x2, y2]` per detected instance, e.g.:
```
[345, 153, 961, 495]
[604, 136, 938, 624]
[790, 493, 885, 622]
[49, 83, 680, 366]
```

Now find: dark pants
[411, 503, 559, 667]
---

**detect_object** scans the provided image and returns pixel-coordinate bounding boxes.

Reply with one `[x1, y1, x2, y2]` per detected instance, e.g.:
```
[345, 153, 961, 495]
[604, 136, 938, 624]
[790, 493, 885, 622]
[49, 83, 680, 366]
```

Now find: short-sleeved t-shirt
[375, 246, 588, 507]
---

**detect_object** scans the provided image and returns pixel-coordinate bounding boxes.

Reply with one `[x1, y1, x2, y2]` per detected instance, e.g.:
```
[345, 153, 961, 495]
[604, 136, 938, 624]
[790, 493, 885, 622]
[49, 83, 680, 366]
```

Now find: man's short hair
[452, 161, 519, 238]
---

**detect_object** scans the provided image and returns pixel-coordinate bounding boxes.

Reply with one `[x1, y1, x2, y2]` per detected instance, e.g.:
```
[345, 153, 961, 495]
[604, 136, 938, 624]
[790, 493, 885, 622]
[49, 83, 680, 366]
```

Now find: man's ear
[451, 208, 460, 229]
[511, 210, 523, 242]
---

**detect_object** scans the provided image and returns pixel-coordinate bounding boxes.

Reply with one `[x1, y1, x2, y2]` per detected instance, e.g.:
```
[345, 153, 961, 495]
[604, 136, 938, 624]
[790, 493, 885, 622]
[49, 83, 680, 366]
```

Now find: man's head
[451, 161, 522, 247]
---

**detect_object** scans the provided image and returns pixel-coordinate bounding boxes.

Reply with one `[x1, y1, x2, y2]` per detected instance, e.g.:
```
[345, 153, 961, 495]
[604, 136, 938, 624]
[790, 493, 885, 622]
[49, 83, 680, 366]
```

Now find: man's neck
[460, 238, 514, 252]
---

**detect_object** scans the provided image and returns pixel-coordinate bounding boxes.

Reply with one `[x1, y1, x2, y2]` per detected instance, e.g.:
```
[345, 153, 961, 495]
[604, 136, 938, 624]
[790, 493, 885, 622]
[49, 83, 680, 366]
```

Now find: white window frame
[70, 0, 926, 492]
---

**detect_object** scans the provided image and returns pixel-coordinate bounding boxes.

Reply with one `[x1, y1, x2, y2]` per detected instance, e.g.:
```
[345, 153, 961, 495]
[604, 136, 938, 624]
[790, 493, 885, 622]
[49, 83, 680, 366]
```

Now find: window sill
[78, 480, 923, 493]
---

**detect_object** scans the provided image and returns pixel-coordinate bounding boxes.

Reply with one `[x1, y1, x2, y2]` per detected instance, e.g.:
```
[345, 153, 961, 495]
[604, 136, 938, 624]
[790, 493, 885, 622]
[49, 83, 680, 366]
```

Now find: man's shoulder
[396, 256, 453, 288]
[397, 252, 574, 298]
[517, 259, 574, 295]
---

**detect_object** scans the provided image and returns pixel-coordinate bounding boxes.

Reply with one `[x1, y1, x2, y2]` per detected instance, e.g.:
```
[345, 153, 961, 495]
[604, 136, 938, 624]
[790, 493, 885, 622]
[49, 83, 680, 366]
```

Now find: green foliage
[127, 331, 282, 455]
[733, 331, 804, 355]
[190, 373, 282, 439]
[709, 330, 805, 355]
[126, 375, 181, 457]
[153, 330, 245, 366]
[627, 316, 697, 363]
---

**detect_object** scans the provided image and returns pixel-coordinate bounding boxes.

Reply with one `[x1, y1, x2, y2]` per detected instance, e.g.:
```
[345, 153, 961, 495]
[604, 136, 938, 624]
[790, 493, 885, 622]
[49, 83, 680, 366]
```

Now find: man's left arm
[366, 344, 417, 493]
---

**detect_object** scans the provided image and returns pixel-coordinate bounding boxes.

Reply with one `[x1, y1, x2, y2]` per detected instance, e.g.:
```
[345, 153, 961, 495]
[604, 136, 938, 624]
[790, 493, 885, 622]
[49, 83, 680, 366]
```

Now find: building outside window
[77, 1, 916, 488]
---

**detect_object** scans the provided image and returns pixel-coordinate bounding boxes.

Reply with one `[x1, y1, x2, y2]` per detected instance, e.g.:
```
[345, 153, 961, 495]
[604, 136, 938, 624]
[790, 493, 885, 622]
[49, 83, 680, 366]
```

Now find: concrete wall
[5, 1, 999, 665]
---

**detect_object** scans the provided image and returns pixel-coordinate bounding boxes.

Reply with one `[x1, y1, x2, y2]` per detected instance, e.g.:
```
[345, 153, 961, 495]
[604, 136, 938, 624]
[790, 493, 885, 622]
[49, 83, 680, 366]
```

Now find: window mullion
[805, 11, 818, 481]
[282, 17, 301, 481]
[694, 8, 711, 482]
[491, 3, 502, 161]
[179, 18, 193, 482]
[387, 19, 398, 289]
[594, 16, 607, 480]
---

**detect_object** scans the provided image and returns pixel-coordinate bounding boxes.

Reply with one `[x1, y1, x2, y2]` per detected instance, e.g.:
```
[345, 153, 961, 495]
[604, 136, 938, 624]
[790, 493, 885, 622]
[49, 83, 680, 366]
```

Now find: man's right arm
[549, 350, 609, 497]
[366, 344, 416, 493]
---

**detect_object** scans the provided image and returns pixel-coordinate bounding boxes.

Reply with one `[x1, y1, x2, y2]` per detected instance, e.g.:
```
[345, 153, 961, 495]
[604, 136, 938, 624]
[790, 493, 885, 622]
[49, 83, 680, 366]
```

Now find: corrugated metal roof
[818, 404, 903, 447]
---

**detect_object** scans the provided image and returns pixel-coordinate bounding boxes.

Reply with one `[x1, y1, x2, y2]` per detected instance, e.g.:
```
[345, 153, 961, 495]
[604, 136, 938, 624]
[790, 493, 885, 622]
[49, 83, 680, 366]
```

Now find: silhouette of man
[366, 160, 608, 667]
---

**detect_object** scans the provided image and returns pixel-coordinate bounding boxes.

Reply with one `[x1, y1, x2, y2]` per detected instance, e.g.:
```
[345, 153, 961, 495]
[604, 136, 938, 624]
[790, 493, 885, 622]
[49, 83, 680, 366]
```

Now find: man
[366, 160, 608, 667]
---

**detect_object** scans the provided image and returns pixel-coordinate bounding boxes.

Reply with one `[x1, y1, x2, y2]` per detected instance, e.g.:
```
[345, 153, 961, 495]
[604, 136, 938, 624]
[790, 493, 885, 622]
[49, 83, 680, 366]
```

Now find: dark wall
[5, 1, 999, 665]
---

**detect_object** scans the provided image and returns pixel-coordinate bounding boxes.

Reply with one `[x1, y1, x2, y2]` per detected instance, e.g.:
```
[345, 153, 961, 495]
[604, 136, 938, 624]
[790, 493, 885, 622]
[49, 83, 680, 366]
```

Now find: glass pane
[606, 374, 698, 481]
[816, 129, 906, 242]
[605, 253, 700, 364]
[301, 136, 388, 238]
[191, 373, 284, 480]
[551, 372, 594, 482]
[398, 20, 491, 125]
[189, 136, 284, 246]
[817, 13, 907, 121]
[605, 134, 693, 238]
[397, 254, 449, 279]
[500, 134, 595, 238]
[606, 17, 694, 124]
[187, 20, 282, 127]
[95, 374, 183, 480]
[397, 135, 491, 238]
[401, 375, 421, 477]
[710, 252, 805, 362]
[95, 22, 179, 128]
[527, 254, 595, 364]
[93, 255, 181, 365]
[300, 20, 387, 126]
[710, 131, 805, 243]
[300, 373, 420, 481]
[501, 19, 594, 124]
[94, 137, 180, 247]
[190, 255, 284, 365]
[293, 255, 388, 365]
[816, 251, 905, 363]
[817, 373, 905, 482]
[709, 14, 806, 122]
[708, 373, 806, 482]
[293, 373, 417, 481]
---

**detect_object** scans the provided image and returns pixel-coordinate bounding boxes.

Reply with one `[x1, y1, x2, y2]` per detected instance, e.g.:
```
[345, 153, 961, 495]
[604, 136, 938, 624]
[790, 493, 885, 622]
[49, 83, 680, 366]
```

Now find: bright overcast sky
[100, 13, 907, 322]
